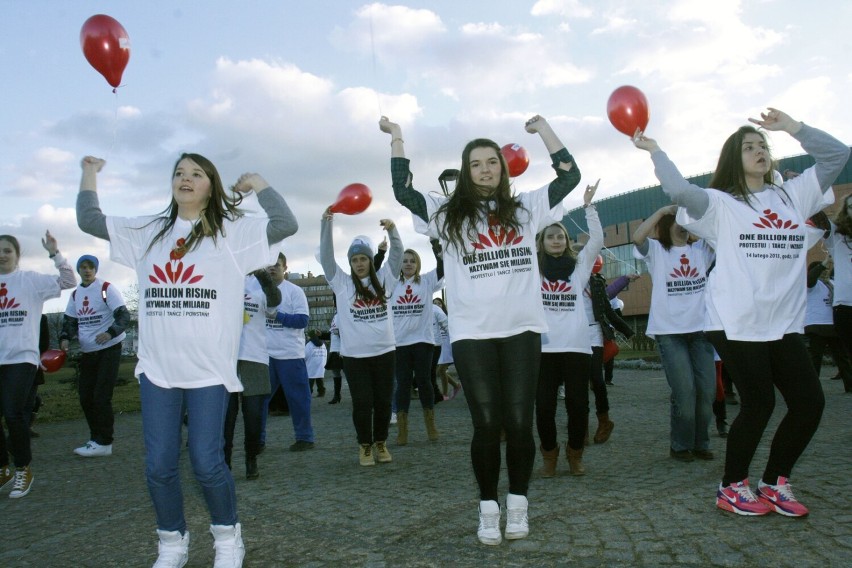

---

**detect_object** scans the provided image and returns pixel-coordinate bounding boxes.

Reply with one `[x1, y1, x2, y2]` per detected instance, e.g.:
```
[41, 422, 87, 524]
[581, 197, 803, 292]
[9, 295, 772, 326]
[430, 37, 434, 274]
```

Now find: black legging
[342, 351, 395, 445]
[589, 346, 610, 415]
[706, 331, 825, 486]
[453, 331, 540, 501]
[537, 351, 590, 451]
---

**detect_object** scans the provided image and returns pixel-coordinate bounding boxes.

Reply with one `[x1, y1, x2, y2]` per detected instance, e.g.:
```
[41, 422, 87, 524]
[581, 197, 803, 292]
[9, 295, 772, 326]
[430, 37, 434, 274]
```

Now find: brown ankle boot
[539, 445, 559, 478]
[424, 408, 439, 441]
[566, 444, 586, 476]
[396, 412, 409, 445]
[594, 412, 614, 444]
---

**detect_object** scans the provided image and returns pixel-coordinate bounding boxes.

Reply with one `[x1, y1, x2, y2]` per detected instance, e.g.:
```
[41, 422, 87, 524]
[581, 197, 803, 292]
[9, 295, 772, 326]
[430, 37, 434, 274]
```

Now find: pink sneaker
[716, 480, 772, 516]
[757, 477, 809, 517]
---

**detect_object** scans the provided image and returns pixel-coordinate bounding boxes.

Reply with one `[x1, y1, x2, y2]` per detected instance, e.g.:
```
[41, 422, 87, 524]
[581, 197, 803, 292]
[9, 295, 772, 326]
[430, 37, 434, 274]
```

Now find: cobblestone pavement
[1, 366, 850, 567]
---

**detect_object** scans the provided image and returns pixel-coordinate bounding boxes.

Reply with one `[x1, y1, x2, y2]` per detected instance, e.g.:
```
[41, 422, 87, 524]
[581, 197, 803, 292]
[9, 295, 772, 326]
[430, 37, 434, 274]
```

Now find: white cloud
[531, 0, 594, 19]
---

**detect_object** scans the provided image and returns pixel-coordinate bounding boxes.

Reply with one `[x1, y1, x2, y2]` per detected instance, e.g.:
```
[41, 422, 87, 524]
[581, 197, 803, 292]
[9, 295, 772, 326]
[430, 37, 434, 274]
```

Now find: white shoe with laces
[477, 500, 502, 545]
[152, 529, 189, 568]
[505, 493, 529, 540]
[211, 523, 245, 568]
[74, 441, 113, 457]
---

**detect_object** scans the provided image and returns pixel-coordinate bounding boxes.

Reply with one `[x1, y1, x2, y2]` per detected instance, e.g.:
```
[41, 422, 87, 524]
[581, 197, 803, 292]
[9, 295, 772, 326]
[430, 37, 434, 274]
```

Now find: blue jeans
[140, 375, 237, 533]
[656, 333, 716, 452]
[262, 358, 314, 444]
[0, 363, 37, 467]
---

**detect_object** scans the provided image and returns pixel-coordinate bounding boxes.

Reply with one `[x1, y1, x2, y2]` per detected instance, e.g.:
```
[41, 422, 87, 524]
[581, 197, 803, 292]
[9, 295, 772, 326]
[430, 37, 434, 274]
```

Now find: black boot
[329, 376, 342, 404]
[246, 456, 259, 480]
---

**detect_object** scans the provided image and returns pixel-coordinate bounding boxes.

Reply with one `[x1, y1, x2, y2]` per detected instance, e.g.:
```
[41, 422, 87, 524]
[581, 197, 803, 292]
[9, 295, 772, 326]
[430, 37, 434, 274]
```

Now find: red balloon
[41, 349, 67, 373]
[330, 183, 372, 215]
[501, 143, 529, 177]
[592, 255, 604, 274]
[607, 85, 650, 136]
[80, 15, 131, 90]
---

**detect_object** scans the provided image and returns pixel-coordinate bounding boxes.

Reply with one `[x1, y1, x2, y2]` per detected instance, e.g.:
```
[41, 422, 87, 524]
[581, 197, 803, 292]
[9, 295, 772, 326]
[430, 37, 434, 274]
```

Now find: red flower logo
[353, 297, 383, 309]
[753, 209, 799, 230]
[670, 254, 699, 278]
[397, 285, 421, 305]
[471, 215, 524, 250]
[79, 296, 96, 316]
[541, 280, 572, 293]
[0, 283, 20, 310]
[149, 238, 203, 285]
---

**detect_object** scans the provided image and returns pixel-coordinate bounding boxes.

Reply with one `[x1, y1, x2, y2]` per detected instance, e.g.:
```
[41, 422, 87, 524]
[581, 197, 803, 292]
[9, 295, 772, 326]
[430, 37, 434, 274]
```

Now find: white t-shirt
[390, 269, 443, 346]
[432, 303, 448, 346]
[329, 263, 397, 358]
[305, 341, 328, 378]
[805, 280, 834, 326]
[266, 279, 309, 360]
[64, 277, 126, 352]
[827, 223, 852, 307]
[541, 205, 603, 354]
[328, 313, 341, 353]
[239, 275, 276, 365]
[633, 239, 714, 337]
[413, 186, 563, 341]
[676, 168, 828, 341]
[107, 215, 272, 391]
[0, 269, 61, 366]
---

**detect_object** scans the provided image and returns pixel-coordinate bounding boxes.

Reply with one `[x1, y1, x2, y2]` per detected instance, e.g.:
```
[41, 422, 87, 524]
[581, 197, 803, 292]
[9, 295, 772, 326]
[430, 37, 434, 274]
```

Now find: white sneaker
[211, 523, 245, 568]
[505, 493, 529, 539]
[152, 529, 189, 568]
[74, 441, 113, 457]
[477, 500, 502, 545]
[390, 412, 398, 425]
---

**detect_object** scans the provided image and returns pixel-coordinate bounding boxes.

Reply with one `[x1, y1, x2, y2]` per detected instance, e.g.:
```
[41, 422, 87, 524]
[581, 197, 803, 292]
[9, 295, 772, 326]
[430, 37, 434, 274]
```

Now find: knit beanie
[347, 236, 374, 262]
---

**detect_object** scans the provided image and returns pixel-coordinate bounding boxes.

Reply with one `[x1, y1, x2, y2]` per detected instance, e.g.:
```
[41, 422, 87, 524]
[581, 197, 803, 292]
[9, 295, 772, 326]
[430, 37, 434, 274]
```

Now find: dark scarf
[541, 254, 576, 282]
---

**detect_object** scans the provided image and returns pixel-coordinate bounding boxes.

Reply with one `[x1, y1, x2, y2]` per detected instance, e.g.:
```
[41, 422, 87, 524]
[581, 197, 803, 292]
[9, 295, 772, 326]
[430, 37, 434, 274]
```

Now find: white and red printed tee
[239, 275, 275, 365]
[827, 223, 852, 308]
[414, 187, 563, 341]
[64, 277, 126, 352]
[305, 341, 327, 378]
[107, 215, 273, 391]
[676, 168, 828, 341]
[390, 269, 443, 347]
[633, 239, 714, 337]
[329, 263, 397, 358]
[0, 270, 61, 366]
[805, 279, 834, 326]
[266, 279, 309, 360]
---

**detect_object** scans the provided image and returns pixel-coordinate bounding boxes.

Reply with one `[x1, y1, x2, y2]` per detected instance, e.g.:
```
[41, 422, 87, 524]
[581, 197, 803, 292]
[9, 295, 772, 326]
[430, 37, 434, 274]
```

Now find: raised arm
[232, 173, 298, 245]
[380, 218, 404, 278]
[253, 268, 282, 309]
[319, 208, 338, 282]
[633, 205, 678, 253]
[380, 117, 429, 223]
[77, 156, 110, 240]
[41, 230, 76, 290]
[583, 180, 604, 257]
[524, 115, 581, 208]
[632, 132, 709, 219]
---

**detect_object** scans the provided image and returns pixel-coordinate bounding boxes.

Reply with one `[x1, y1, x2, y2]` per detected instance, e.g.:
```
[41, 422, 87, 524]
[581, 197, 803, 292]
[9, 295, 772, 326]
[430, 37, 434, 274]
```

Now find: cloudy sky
[2, 0, 851, 312]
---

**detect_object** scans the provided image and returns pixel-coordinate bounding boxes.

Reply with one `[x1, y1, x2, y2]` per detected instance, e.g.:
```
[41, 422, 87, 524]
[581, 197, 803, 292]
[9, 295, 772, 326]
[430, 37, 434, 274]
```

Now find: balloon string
[369, 10, 382, 116]
[565, 213, 638, 275]
[106, 89, 119, 162]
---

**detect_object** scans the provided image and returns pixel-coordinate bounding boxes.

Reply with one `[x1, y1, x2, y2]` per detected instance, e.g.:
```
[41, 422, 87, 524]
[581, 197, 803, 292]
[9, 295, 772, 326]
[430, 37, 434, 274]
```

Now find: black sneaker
[289, 440, 315, 452]
[246, 457, 259, 480]
[669, 449, 694, 462]
[693, 449, 714, 460]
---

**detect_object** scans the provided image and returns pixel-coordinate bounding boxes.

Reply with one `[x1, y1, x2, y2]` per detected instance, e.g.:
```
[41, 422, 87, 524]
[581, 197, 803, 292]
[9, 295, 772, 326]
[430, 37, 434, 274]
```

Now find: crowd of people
[0, 107, 848, 566]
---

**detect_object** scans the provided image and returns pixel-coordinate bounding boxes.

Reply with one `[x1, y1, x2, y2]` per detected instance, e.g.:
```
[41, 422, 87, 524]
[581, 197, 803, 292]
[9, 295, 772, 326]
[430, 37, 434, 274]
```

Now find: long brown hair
[350, 255, 387, 305]
[708, 126, 783, 208]
[145, 153, 244, 256]
[833, 195, 852, 243]
[435, 139, 526, 253]
[535, 222, 575, 268]
[399, 249, 422, 284]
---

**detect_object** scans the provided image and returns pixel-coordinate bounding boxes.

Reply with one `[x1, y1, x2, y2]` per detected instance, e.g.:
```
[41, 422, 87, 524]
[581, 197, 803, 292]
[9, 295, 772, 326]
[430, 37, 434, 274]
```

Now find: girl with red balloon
[380, 114, 581, 545]
[535, 180, 603, 479]
[0, 232, 76, 498]
[76, 154, 298, 567]
[633, 108, 849, 517]
[319, 212, 403, 466]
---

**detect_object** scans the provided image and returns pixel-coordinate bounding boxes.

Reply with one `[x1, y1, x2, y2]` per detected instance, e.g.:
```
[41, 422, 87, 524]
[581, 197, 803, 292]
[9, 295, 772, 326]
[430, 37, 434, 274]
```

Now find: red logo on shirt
[353, 297, 383, 309]
[471, 214, 524, 250]
[396, 285, 421, 305]
[148, 238, 204, 285]
[0, 283, 20, 310]
[541, 280, 572, 293]
[78, 296, 97, 316]
[753, 209, 799, 230]
[670, 254, 699, 279]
